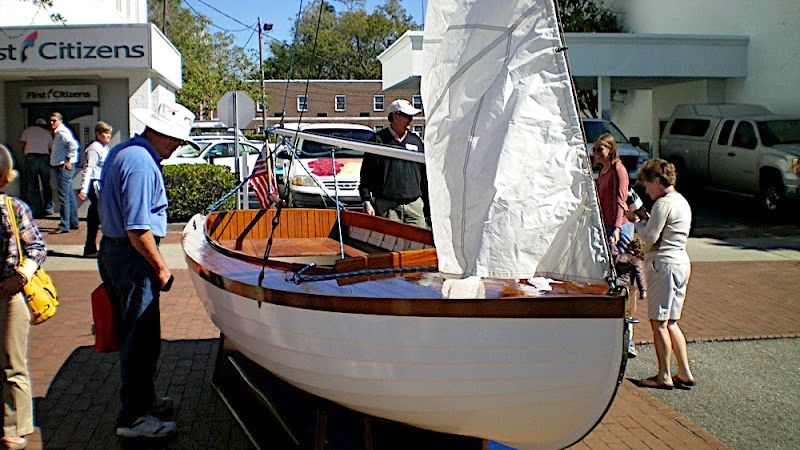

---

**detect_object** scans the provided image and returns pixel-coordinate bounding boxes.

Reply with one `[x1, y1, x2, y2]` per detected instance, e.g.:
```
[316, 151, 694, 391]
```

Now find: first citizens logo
[21, 31, 37, 63]
[0, 30, 145, 63]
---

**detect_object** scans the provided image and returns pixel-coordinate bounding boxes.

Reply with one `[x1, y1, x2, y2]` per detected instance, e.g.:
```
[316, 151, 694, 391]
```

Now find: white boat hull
[183, 217, 625, 449]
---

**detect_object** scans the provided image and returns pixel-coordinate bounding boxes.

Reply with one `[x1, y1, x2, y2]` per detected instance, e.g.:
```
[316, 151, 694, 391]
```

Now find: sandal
[1, 436, 28, 449]
[672, 375, 696, 388]
[635, 375, 674, 390]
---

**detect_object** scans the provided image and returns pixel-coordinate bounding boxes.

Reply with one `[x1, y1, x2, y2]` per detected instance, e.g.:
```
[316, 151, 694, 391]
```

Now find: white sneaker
[116, 414, 177, 438]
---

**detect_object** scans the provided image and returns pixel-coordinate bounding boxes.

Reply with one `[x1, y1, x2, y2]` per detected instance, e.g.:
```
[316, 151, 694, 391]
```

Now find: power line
[192, 0, 252, 29]
[182, 0, 254, 34]
[241, 27, 257, 49]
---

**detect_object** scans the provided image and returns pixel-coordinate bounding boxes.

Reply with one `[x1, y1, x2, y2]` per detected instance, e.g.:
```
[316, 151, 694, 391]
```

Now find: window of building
[335, 95, 347, 112]
[374, 95, 384, 111]
[413, 125, 424, 138]
[256, 100, 267, 113]
[297, 95, 308, 112]
[411, 95, 423, 110]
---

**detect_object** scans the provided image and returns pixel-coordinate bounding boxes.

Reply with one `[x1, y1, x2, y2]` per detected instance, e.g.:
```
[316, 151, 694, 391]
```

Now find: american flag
[249, 153, 277, 208]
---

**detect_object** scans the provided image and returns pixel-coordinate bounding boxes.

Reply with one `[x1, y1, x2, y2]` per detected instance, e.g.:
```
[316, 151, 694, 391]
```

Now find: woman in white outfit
[78, 121, 112, 257]
[626, 159, 696, 390]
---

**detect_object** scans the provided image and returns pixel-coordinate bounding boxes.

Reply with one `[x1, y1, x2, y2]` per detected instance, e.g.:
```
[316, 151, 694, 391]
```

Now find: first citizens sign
[0, 26, 149, 71]
[22, 85, 98, 104]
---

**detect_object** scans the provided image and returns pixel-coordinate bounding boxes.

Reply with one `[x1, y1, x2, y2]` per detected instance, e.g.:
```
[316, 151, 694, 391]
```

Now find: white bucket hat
[388, 99, 421, 116]
[131, 101, 194, 142]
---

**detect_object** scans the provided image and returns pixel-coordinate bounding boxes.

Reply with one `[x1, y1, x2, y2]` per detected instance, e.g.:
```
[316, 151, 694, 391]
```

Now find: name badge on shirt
[405, 143, 419, 151]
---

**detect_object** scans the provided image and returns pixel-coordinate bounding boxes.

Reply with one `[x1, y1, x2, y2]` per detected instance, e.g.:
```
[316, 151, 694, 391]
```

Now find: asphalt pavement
[627, 339, 800, 450]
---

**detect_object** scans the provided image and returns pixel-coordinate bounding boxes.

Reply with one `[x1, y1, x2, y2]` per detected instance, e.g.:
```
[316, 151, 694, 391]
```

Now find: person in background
[593, 133, 631, 253]
[359, 99, 429, 228]
[0, 144, 46, 450]
[98, 101, 194, 439]
[19, 118, 53, 218]
[48, 112, 79, 234]
[78, 121, 112, 257]
[627, 159, 695, 390]
[612, 237, 646, 358]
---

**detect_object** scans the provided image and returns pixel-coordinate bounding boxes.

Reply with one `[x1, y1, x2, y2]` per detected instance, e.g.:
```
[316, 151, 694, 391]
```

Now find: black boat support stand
[212, 334, 488, 450]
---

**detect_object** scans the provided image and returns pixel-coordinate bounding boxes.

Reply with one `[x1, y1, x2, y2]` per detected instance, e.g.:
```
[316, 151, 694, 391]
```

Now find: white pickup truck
[659, 104, 800, 213]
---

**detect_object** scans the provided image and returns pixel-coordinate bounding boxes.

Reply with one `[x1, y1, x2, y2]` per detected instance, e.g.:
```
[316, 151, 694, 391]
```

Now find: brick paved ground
[27, 270, 732, 450]
[20, 216, 798, 449]
[631, 260, 800, 345]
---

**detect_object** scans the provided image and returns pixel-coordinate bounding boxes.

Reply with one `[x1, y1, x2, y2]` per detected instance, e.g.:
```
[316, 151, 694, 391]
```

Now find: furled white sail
[421, 0, 610, 283]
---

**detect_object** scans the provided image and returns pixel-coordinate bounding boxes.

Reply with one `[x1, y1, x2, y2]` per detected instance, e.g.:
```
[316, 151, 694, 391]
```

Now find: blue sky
[184, 0, 426, 54]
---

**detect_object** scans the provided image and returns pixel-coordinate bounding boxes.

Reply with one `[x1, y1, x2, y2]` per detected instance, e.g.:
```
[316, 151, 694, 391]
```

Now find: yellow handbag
[5, 196, 59, 325]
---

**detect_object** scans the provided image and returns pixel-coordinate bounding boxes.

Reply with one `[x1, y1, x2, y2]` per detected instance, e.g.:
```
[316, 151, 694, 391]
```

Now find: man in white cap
[97, 100, 194, 439]
[359, 99, 429, 228]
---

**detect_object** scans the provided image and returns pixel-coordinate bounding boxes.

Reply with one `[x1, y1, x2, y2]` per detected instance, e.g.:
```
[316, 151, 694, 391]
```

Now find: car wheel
[759, 176, 785, 214]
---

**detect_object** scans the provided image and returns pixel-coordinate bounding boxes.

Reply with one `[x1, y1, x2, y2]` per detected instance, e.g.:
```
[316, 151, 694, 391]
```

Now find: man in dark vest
[359, 99, 428, 228]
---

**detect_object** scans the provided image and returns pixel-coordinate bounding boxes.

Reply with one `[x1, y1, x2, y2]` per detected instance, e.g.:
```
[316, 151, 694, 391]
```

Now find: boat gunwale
[184, 255, 625, 320]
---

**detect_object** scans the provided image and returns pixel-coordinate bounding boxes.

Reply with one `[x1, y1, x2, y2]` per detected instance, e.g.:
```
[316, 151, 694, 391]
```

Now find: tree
[557, 0, 623, 117]
[19, 0, 65, 22]
[558, 0, 621, 33]
[262, 0, 416, 82]
[262, 0, 617, 117]
[149, 0, 257, 119]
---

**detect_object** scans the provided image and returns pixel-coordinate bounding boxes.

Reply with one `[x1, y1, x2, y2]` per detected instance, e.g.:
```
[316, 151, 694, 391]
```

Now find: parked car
[659, 103, 800, 212]
[273, 123, 376, 208]
[583, 118, 650, 181]
[161, 138, 263, 177]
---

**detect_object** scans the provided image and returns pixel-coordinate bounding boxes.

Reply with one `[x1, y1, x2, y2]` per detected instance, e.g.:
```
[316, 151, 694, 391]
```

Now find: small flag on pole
[249, 153, 277, 208]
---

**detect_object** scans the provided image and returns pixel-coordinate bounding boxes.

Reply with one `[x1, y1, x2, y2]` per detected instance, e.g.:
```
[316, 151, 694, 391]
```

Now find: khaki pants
[374, 197, 427, 229]
[0, 293, 33, 437]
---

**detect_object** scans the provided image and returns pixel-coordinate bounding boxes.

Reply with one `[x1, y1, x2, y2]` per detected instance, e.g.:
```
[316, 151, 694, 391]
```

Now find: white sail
[421, 0, 610, 283]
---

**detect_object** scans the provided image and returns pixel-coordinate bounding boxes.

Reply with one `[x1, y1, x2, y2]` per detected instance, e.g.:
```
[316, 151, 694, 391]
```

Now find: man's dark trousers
[98, 237, 161, 426]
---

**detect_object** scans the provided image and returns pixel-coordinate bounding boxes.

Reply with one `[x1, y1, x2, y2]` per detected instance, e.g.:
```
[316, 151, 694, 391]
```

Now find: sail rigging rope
[290, 263, 439, 285]
[257, 0, 335, 287]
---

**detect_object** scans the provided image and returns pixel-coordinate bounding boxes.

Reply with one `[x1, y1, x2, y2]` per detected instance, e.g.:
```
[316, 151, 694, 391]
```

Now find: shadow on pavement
[34, 340, 253, 449]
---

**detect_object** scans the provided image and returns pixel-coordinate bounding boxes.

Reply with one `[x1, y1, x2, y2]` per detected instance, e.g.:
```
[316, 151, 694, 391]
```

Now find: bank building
[0, 0, 181, 195]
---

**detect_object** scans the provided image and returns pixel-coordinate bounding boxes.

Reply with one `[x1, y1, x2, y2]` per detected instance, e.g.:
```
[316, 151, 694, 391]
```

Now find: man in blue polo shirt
[98, 100, 194, 440]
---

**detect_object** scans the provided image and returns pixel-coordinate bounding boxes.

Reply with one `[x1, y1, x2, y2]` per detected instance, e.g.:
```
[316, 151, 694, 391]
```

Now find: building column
[705, 79, 725, 103]
[597, 76, 612, 120]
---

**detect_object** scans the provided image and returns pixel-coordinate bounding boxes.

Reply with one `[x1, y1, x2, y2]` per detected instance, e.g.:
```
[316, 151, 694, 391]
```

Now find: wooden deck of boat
[218, 237, 368, 259]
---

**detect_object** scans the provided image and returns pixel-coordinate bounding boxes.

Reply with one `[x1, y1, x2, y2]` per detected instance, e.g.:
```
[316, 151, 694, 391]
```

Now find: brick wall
[245, 80, 424, 134]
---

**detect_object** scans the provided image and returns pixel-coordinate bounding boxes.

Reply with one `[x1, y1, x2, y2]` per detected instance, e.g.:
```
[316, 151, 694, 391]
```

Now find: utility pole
[162, 0, 168, 35]
[257, 17, 270, 136]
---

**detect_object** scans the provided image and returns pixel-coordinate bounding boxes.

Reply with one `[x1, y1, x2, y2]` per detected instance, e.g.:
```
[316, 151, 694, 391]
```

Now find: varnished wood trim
[187, 257, 625, 319]
[341, 210, 434, 246]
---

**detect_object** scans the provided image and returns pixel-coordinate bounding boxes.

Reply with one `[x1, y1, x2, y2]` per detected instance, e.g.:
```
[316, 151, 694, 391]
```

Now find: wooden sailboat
[183, 1, 627, 448]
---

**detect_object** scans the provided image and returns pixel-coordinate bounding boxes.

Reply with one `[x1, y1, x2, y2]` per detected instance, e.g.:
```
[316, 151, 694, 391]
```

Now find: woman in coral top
[593, 133, 631, 252]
